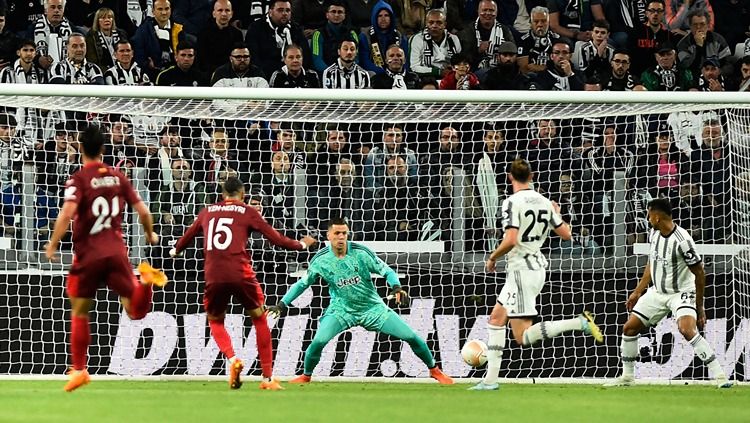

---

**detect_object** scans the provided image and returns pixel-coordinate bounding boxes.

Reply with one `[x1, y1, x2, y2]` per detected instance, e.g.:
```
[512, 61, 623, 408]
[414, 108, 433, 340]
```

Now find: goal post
[0, 86, 748, 383]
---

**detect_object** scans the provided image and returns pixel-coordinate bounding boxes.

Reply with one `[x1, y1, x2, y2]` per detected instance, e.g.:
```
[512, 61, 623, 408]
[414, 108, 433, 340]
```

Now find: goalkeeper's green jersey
[281, 242, 401, 314]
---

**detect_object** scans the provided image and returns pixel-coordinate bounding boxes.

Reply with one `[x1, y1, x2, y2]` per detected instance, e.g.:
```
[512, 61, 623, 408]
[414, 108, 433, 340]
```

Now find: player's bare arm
[485, 227, 518, 272]
[133, 200, 159, 245]
[627, 262, 652, 311]
[689, 262, 707, 329]
[45, 201, 77, 261]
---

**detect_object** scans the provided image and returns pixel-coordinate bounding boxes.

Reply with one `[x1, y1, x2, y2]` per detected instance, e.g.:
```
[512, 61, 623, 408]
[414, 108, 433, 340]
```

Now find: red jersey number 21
[90, 196, 120, 234]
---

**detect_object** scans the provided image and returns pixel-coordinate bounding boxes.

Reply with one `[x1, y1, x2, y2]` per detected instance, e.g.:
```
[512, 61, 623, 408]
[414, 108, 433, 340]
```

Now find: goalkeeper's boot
[259, 378, 285, 391]
[229, 358, 244, 390]
[580, 311, 604, 344]
[289, 374, 312, 384]
[602, 375, 634, 387]
[429, 367, 454, 385]
[468, 381, 500, 391]
[64, 368, 91, 392]
[138, 262, 168, 287]
[716, 375, 733, 389]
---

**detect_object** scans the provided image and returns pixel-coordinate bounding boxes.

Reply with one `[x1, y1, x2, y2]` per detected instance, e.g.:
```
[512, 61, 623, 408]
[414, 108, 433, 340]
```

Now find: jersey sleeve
[62, 175, 81, 205]
[678, 236, 702, 266]
[246, 206, 303, 251]
[281, 261, 321, 306]
[174, 208, 204, 253]
[119, 171, 143, 206]
[500, 198, 519, 230]
[358, 243, 401, 287]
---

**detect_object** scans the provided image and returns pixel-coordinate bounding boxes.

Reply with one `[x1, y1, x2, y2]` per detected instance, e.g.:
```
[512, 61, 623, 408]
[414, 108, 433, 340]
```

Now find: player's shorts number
[680, 291, 696, 303]
[207, 217, 233, 251]
[505, 292, 517, 306]
[90, 196, 120, 234]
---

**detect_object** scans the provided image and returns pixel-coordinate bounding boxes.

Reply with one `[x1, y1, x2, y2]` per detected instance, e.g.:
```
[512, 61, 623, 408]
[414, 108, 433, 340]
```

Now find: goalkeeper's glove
[266, 302, 287, 318]
[388, 286, 410, 307]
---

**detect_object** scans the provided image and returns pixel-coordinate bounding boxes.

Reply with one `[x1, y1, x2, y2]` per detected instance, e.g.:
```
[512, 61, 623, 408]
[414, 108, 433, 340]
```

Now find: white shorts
[632, 288, 697, 327]
[497, 269, 546, 318]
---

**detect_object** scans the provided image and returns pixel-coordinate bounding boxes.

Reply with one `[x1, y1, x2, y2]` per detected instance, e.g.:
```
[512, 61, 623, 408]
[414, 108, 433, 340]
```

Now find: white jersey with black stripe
[648, 225, 702, 294]
[501, 189, 564, 271]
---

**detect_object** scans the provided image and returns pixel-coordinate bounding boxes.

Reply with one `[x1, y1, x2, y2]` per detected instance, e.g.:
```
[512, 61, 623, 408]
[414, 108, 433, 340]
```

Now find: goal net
[0, 86, 747, 382]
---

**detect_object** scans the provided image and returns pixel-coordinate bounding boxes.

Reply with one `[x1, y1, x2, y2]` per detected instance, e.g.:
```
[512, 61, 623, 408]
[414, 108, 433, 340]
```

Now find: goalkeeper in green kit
[268, 217, 454, 384]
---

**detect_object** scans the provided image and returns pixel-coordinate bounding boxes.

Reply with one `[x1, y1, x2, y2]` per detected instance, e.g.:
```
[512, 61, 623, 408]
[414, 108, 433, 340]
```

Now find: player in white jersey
[471, 159, 603, 391]
[604, 198, 733, 388]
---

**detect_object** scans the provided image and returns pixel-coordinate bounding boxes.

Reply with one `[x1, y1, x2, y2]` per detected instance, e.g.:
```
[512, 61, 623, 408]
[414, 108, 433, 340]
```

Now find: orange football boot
[64, 369, 91, 392]
[430, 367, 454, 385]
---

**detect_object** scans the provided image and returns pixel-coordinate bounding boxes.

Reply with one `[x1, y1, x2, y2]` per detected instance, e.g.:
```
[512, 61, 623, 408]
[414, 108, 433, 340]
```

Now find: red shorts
[67, 254, 138, 299]
[203, 280, 265, 317]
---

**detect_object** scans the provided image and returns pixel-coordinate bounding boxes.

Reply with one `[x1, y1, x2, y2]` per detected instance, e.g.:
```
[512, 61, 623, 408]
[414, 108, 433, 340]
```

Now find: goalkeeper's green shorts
[324, 304, 393, 331]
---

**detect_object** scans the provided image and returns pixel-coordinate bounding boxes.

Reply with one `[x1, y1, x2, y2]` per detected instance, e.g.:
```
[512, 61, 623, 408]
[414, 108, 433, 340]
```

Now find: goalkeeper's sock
[622, 335, 638, 377]
[522, 319, 581, 346]
[252, 314, 274, 379]
[127, 283, 153, 320]
[689, 334, 724, 377]
[209, 319, 235, 360]
[70, 315, 90, 371]
[483, 324, 506, 385]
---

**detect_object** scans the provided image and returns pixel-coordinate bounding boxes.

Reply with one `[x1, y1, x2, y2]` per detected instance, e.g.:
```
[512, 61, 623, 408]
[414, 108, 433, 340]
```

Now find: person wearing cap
[482, 41, 531, 90]
[529, 37, 583, 90]
[371, 44, 420, 89]
[676, 9, 732, 77]
[627, 0, 676, 76]
[640, 40, 695, 90]
[457, 0, 515, 73]
[697, 56, 735, 91]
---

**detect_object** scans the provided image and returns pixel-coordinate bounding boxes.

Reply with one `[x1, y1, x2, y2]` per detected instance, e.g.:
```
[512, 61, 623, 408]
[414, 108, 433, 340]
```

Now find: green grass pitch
[1, 381, 747, 423]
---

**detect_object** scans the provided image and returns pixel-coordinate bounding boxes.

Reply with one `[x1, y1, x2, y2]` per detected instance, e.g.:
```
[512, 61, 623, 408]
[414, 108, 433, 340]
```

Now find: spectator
[0, 39, 47, 84]
[643, 122, 689, 204]
[371, 45, 420, 89]
[696, 56, 735, 91]
[665, 0, 714, 34]
[155, 41, 210, 86]
[738, 55, 750, 92]
[627, 0, 676, 76]
[311, 1, 359, 73]
[640, 41, 695, 90]
[458, 0, 516, 72]
[307, 157, 365, 234]
[575, 19, 613, 80]
[269, 44, 321, 88]
[151, 157, 206, 249]
[358, 0, 409, 75]
[409, 9, 462, 79]
[374, 155, 426, 241]
[245, 0, 310, 78]
[104, 40, 152, 85]
[529, 38, 584, 90]
[132, 0, 189, 79]
[49, 33, 104, 84]
[196, 128, 241, 185]
[292, 0, 328, 38]
[439, 53, 480, 89]
[675, 180, 712, 241]
[690, 118, 729, 241]
[482, 41, 532, 90]
[5, 0, 44, 36]
[526, 119, 572, 193]
[676, 9, 732, 76]
[517, 6, 560, 75]
[37, 123, 78, 198]
[0, 113, 24, 192]
[308, 125, 352, 191]
[254, 150, 297, 237]
[0, 7, 21, 70]
[363, 123, 418, 198]
[33, 0, 71, 70]
[548, 0, 605, 42]
[210, 43, 268, 87]
[196, 0, 244, 75]
[102, 116, 139, 166]
[321, 38, 371, 89]
[602, 0, 646, 47]
[271, 125, 305, 170]
[84, 8, 127, 71]
[172, 0, 212, 37]
[600, 50, 644, 91]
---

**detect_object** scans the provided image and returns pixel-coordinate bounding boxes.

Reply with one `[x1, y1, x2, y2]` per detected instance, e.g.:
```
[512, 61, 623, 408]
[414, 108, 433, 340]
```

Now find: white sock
[622, 335, 638, 377]
[689, 334, 724, 377]
[522, 318, 581, 346]
[483, 324, 506, 385]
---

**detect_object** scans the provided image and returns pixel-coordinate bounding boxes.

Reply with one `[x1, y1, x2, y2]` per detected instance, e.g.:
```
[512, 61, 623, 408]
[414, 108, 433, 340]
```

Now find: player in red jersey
[45, 125, 166, 392]
[171, 176, 316, 390]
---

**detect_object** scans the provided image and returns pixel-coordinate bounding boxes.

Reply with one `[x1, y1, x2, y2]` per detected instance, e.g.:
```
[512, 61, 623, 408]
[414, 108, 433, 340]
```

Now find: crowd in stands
[0, 0, 744, 260]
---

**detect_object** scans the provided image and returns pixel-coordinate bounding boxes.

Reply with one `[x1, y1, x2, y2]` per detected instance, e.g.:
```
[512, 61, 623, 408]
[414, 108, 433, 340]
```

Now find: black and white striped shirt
[648, 225, 701, 294]
[322, 59, 370, 89]
[49, 59, 104, 85]
[104, 62, 152, 86]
